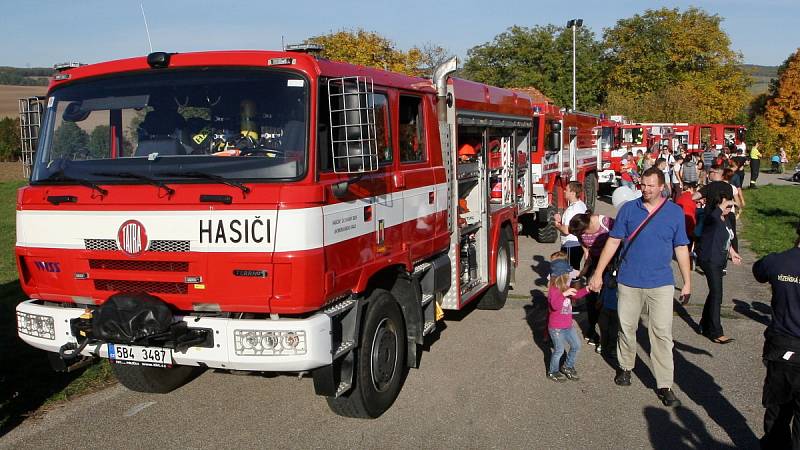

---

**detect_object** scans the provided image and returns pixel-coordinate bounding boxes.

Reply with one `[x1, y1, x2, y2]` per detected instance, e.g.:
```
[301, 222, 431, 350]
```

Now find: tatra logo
[118, 220, 148, 257]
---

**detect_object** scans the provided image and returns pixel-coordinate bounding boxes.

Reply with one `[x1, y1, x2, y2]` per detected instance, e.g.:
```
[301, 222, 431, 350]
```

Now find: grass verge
[741, 185, 800, 258]
[0, 180, 115, 436]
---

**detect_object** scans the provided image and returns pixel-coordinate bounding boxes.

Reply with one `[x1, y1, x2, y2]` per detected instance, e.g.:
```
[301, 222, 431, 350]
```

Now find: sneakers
[561, 367, 580, 381]
[614, 369, 632, 386]
[657, 388, 682, 407]
[547, 372, 567, 382]
[595, 344, 602, 354]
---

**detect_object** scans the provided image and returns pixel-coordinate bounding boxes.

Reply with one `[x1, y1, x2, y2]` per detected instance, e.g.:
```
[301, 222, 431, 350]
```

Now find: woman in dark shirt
[696, 191, 742, 343]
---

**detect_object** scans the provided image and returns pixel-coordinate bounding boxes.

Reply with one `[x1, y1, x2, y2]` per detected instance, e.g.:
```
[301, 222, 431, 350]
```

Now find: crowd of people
[546, 142, 800, 445]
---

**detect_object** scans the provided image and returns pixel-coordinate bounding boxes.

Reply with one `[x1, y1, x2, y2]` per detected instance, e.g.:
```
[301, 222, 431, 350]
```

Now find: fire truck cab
[15, 50, 523, 418]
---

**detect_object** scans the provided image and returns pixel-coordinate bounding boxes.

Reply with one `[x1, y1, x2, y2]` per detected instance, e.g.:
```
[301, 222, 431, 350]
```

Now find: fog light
[261, 332, 278, 349]
[17, 311, 56, 340]
[233, 329, 306, 356]
[284, 332, 300, 348]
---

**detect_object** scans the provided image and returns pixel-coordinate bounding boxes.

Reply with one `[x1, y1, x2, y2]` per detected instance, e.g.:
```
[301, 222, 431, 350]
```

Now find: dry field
[0, 162, 28, 181]
[0, 85, 47, 119]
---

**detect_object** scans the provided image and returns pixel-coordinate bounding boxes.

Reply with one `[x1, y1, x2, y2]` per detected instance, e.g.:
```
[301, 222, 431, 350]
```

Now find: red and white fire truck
[670, 123, 747, 153]
[15, 50, 533, 418]
[525, 103, 601, 242]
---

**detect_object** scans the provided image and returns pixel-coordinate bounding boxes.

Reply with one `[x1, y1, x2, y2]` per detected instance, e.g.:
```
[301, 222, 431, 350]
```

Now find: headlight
[233, 329, 306, 356]
[17, 311, 56, 340]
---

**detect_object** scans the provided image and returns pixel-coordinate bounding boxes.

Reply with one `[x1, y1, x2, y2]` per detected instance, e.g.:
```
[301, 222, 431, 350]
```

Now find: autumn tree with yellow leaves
[602, 7, 750, 123]
[764, 49, 800, 161]
[306, 29, 449, 78]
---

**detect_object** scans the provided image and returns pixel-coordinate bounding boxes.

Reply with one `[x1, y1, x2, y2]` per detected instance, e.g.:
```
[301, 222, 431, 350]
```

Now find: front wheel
[112, 363, 203, 394]
[326, 290, 408, 418]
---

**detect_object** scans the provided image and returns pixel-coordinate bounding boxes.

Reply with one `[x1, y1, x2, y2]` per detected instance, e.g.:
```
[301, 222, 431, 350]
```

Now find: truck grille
[148, 240, 190, 252]
[93, 279, 188, 294]
[85, 239, 118, 251]
[89, 260, 189, 272]
[83, 239, 190, 252]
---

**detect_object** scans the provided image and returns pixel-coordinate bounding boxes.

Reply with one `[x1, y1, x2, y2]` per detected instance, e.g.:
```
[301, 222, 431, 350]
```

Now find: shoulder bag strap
[617, 198, 668, 264]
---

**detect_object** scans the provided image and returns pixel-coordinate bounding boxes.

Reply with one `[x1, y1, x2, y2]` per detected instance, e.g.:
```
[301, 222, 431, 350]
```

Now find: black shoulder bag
[606, 198, 668, 289]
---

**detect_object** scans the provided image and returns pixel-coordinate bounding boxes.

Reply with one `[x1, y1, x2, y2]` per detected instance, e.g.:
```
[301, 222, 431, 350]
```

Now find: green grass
[0, 181, 115, 435]
[741, 185, 800, 258]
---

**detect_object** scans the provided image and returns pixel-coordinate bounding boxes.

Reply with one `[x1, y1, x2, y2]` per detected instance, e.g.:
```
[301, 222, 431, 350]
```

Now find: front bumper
[16, 300, 333, 372]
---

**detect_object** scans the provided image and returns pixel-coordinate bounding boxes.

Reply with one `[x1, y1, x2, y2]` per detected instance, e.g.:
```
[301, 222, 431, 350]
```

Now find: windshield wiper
[41, 169, 108, 197]
[157, 171, 251, 196]
[93, 171, 176, 197]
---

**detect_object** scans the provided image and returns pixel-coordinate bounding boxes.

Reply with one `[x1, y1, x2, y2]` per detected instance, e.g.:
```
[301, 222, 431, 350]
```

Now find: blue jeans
[548, 326, 580, 374]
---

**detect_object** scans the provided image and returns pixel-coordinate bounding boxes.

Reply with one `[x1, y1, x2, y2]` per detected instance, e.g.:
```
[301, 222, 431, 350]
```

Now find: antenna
[281, 36, 285, 51]
[140, 3, 153, 53]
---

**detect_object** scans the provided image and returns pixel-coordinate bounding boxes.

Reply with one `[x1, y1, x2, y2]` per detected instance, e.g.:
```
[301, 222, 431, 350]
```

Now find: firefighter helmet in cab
[458, 143, 477, 161]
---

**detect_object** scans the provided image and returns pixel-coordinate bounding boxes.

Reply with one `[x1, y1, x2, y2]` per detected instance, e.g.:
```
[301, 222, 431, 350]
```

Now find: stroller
[792, 163, 800, 182]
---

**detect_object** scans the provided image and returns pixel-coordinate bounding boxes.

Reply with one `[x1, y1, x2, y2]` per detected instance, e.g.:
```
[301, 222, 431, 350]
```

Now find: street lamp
[566, 18, 583, 111]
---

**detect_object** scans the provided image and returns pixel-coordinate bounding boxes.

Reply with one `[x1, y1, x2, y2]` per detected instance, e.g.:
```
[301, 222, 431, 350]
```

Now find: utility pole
[566, 18, 583, 111]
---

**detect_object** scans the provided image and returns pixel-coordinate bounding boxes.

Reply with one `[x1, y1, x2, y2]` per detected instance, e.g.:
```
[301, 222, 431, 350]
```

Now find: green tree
[306, 29, 434, 77]
[88, 125, 110, 158]
[462, 25, 606, 110]
[602, 7, 750, 122]
[52, 122, 89, 158]
[0, 118, 21, 161]
[764, 48, 800, 161]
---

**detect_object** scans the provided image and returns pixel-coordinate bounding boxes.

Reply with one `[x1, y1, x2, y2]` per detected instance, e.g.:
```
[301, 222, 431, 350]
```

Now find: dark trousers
[573, 294, 600, 342]
[699, 260, 725, 339]
[762, 360, 800, 449]
[562, 245, 582, 271]
[598, 307, 620, 367]
[752, 158, 761, 184]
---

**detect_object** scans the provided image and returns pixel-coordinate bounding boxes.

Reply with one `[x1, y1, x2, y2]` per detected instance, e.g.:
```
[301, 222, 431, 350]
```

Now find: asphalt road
[4, 177, 792, 449]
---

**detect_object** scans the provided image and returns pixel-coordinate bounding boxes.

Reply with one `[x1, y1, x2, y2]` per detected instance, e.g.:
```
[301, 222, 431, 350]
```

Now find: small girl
[547, 258, 590, 382]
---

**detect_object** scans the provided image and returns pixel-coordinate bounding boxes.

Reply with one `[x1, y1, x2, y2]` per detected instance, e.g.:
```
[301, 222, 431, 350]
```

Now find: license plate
[108, 344, 173, 368]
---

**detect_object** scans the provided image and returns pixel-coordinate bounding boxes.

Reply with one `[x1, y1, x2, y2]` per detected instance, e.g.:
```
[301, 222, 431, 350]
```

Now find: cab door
[396, 93, 436, 262]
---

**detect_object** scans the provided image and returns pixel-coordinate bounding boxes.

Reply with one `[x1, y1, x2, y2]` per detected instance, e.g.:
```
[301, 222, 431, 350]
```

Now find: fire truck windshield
[31, 69, 309, 184]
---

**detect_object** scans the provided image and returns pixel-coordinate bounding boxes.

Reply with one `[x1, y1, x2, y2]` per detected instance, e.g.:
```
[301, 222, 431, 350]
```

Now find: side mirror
[549, 131, 561, 152]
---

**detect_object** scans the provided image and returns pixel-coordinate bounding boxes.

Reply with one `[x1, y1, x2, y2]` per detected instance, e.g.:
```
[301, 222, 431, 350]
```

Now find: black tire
[535, 185, 559, 243]
[112, 363, 203, 394]
[327, 290, 408, 418]
[478, 227, 513, 310]
[534, 218, 559, 243]
[583, 172, 597, 212]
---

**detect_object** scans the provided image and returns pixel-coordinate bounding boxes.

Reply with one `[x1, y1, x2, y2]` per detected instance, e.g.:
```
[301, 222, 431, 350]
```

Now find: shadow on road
[644, 406, 735, 449]
[637, 328, 759, 448]
[530, 255, 550, 287]
[674, 299, 701, 334]
[732, 299, 771, 326]
[523, 290, 551, 373]
[0, 280, 92, 437]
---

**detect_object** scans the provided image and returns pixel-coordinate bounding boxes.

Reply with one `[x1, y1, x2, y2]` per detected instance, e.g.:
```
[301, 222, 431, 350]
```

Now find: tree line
[2, 7, 798, 162]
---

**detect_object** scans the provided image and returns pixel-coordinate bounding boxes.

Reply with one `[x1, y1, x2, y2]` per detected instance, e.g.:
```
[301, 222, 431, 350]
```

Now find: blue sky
[1, 0, 795, 68]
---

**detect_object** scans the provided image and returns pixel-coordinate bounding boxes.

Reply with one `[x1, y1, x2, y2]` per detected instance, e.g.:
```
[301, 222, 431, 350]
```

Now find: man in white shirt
[552, 181, 588, 270]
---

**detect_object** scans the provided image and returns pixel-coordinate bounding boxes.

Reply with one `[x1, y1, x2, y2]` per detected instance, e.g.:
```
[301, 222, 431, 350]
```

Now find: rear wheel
[327, 290, 408, 418]
[478, 227, 513, 310]
[583, 172, 598, 212]
[112, 363, 203, 394]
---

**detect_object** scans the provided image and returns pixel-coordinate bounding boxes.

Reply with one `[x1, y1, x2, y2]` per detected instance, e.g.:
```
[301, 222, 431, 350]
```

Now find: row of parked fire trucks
[14, 48, 746, 419]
